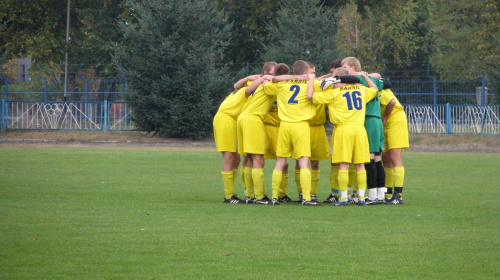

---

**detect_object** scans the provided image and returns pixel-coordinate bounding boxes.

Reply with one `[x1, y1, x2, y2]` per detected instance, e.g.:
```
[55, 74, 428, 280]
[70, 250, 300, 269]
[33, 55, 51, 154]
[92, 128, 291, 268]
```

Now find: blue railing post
[246, 61, 250, 76]
[446, 103, 451, 135]
[0, 77, 8, 101]
[432, 76, 437, 106]
[103, 100, 108, 133]
[1, 99, 5, 132]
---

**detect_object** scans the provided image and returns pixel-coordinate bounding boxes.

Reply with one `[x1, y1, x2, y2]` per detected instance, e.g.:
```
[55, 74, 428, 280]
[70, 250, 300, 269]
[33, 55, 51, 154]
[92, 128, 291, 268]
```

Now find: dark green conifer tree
[115, 0, 231, 139]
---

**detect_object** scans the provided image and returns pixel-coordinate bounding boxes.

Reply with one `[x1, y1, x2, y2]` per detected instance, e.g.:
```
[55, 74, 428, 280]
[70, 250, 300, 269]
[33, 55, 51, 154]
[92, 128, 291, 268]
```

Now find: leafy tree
[0, 0, 128, 77]
[335, 0, 430, 76]
[115, 0, 232, 139]
[71, 0, 130, 76]
[262, 0, 338, 74]
[0, 0, 70, 63]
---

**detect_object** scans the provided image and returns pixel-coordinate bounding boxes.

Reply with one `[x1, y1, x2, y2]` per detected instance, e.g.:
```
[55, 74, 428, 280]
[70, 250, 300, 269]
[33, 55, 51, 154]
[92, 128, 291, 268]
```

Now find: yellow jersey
[240, 83, 275, 120]
[216, 87, 248, 120]
[264, 79, 313, 122]
[379, 89, 404, 116]
[312, 84, 377, 126]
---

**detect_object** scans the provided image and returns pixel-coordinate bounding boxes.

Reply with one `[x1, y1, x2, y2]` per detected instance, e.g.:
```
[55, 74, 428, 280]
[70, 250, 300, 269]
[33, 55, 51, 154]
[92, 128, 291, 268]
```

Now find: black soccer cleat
[271, 198, 280, 205]
[254, 195, 272, 205]
[294, 193, 303, 203]
[385, 193, 403, 204]
[302, 199, 321, 206]
[311, 195, 318, 202]
[323, 193, 339, 203]
[223, 195, 244, 204]
[278, 195, 294, 203]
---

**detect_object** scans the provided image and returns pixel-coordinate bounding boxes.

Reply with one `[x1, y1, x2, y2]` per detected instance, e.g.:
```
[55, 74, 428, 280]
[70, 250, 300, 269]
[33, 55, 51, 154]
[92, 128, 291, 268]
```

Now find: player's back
[216, 87, 248, 120]
[319, 84, 376, 126]
[240, 84, 275, 120]
[265, 79, 312, 122]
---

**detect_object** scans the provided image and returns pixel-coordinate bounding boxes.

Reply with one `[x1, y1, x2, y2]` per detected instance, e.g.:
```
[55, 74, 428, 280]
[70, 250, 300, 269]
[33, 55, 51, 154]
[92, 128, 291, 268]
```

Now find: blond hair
[341, 57, 362, 71]
[262, 61, 277, 75]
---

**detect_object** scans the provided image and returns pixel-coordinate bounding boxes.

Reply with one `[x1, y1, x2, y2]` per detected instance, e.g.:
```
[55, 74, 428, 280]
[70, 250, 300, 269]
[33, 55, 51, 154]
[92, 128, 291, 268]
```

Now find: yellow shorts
[237, 114, 266, 155]
[264, 124, 279, 160]
[213, 113, 237, 152]
[310, 125, 331, 161]
[384, 111, 410, 152]
[331, 124, 370, 164]
[277, 121, 311, 160]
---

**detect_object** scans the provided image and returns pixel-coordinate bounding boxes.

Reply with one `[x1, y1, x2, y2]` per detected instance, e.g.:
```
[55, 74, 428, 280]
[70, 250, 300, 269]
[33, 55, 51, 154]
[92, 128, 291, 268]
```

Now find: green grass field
[1, 146, 499, 279]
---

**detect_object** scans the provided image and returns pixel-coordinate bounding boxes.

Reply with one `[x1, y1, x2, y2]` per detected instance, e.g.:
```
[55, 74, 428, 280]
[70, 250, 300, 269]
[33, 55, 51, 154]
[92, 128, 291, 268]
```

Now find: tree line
[1, 0, 499, 138]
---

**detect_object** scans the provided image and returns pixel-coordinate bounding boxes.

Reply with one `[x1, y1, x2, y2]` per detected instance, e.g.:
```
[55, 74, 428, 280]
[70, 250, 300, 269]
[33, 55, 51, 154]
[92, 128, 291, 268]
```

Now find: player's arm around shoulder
[354, 71, 377, 101]
[308, 74, 330, 105]
[234, 74, 260, 90]
[272, 74, 308, 83]
[245, 75, 273, 95]
[263, 79, 280, 96]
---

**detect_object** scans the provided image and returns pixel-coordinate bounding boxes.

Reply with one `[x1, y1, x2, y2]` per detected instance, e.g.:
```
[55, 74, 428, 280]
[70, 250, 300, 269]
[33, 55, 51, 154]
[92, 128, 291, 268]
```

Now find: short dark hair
[274, 63, 290, 76]
[329, 58, 344, 70]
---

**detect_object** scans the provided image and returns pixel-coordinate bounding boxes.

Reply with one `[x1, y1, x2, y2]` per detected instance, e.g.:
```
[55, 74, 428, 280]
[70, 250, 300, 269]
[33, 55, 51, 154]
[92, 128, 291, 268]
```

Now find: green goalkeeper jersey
[356, 76, 383, 118]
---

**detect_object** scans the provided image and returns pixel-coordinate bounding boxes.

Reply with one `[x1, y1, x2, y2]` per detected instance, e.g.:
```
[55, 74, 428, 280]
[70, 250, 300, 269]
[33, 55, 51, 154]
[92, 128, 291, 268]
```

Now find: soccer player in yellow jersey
[213, 75, 258, 203]
[237, 62, 277, 205]
[342, 57, 385, 205]
[308, 68, 377, 206]
[263, 64, 293, 203]
[272, 62, 330, 203]
[375, 75, 409, 204]
[264, 60, 320, 206]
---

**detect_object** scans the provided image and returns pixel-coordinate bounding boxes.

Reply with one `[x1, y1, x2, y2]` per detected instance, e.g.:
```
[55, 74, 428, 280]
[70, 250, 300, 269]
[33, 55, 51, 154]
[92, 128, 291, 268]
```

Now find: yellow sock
[338, 169, 349, 200]
[232, 169, 238, 190]
[300, 168, 312, 201]
[311, 170, 320, 196]
[330, 165, 340, 191]
[294, 169, 302, 194]
[221, 171, 234, 199]
[356, 170, 367, 200]
[252, 168, 265, 200]
[385, 167, 394, 199]
[244, 167, 254, 198]
[348, 164, 357, 192]
[394, 166, 405, 189]
[272, 169, 283, 199]
[279, 173, 289, 198]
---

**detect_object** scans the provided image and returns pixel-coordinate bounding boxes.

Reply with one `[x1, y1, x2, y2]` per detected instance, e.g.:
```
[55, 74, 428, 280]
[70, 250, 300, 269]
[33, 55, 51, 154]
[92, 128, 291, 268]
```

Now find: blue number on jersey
[342, 91, 362, 110]
[288, 85, 300, 104]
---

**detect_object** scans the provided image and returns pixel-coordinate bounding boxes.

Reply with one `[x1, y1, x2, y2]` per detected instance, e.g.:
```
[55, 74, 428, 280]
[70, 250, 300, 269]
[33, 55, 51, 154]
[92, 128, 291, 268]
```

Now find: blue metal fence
[0, 73, 498, 134]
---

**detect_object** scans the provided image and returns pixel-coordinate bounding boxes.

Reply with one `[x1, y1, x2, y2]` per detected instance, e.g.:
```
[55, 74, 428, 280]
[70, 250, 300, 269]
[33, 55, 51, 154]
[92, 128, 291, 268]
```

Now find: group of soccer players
[213, 57, 409, 206]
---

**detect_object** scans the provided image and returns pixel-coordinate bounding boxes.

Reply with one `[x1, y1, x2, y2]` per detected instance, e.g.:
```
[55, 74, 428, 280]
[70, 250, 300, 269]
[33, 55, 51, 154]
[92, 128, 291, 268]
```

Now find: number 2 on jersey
[288, 85, 300, 104]
[342, 91, 362, 110]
